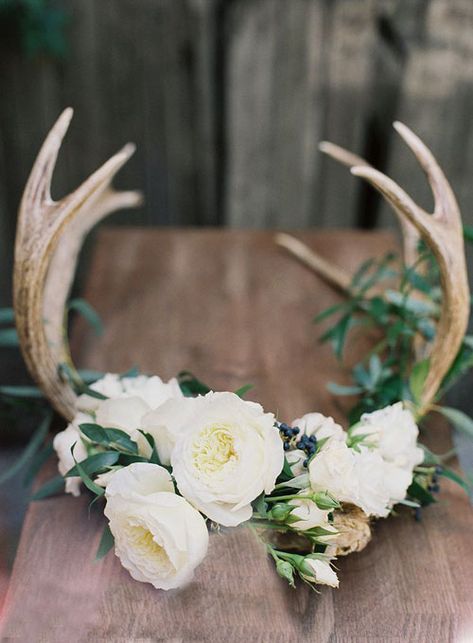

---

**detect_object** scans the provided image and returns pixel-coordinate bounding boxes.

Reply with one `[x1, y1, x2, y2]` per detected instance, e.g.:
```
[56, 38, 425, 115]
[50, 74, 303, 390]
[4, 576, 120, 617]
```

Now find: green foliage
[96, 523, 115, 560]
[178, 371, 211, 397]
[314, 243, 473, 423]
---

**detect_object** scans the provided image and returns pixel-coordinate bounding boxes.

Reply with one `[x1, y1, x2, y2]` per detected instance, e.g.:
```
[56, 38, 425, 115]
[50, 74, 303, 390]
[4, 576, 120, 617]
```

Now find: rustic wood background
[0, 0, 473, 307]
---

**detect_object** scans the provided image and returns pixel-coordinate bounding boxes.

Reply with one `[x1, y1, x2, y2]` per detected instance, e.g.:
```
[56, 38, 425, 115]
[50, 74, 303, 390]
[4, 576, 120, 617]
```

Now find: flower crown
[10, 110, 472, 592]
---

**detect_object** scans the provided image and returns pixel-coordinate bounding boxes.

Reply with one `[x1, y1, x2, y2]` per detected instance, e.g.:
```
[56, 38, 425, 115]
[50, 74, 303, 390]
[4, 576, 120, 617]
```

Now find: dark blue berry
[283, 442, 290, 451]
[414, 507, 422, 522]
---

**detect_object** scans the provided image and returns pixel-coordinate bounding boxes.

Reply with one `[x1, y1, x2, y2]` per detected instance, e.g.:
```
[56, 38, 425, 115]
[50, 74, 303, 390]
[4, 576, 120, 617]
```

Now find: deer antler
[14, 108, 142, 420]
[277, 123, 470, 414]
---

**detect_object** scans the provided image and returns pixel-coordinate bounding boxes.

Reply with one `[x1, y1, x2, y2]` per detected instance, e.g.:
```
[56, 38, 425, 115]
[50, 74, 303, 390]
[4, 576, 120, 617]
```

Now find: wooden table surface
[1, 228, 473, 642]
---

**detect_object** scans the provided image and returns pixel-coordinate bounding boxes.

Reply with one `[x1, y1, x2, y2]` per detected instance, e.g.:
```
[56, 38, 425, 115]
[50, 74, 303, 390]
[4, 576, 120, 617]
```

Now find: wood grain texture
[2, 229, 473, 642]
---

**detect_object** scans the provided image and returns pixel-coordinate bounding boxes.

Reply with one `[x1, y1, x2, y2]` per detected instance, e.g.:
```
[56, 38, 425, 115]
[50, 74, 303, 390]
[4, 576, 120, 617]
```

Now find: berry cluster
[278, 422, 300, 451]
[296, 433, 318, 467]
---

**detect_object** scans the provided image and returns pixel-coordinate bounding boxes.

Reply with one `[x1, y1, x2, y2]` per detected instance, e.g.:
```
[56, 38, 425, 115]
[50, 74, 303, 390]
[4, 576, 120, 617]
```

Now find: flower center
[129, 525, 174, 573]
[192, 423, 238, 475]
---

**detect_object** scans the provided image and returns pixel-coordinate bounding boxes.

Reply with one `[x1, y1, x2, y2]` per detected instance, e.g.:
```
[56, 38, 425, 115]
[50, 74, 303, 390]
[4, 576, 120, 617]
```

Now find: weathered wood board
[1, 229, 472, 641]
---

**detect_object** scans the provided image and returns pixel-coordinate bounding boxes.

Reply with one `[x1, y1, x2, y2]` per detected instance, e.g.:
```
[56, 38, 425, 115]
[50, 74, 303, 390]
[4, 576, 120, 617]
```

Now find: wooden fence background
[0, 0, 473, 305]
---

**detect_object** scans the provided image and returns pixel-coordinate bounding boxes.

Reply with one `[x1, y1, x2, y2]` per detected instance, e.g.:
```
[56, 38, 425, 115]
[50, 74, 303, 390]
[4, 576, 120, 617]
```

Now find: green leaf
[79, 424, 138, 454]
[409, 358, 430, 404]
[120, 366, 141, 379]
[178, 371, 211, 396]
[0, 328, 19, 347]
[65, 451, 119, 478]
[0, 308, 15, 324]
[313, 303, 346, 324]
[0, 411, 53, 485]
[463, 224, 473, 244]
[435, 406, 473, 440]
[71, 448, 105, 496]
[252, 493, 268, 518]
[438, 467, 471, 493]
[68, 298, 103, 336]
[23, 443, 54, 487]
[0, 385, 43, 399]
[77, 369, 105, 384]
[327, 382, 363, 396]
[407, 480, 436, 506]
[137, 430, 161, 465]
[234, 384, 253, 398]
[31, 475, 65, 501]
[96, 523, 115, 560]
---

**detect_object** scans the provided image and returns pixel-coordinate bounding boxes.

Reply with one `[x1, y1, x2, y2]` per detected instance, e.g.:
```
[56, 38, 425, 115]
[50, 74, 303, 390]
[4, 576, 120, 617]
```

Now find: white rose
[95, 396, 151, 433]
[352, 402, 424, 471]
[287, 413, 347, 476]
[288, 491, 337, 537]
[94, 396, 155, 457]
[309, 441, 412, 518]
[77, 373, 183, 413]
[104, 463, 209, 590]
[308, 441, 357, 506]
[171, 392, 284, 526]
[292, 412, 346, 443]
[142, 396, 204, 465]
[353, 448, 412, 518]
[53, 419, 89, 496]
[300, 558, 339, 588]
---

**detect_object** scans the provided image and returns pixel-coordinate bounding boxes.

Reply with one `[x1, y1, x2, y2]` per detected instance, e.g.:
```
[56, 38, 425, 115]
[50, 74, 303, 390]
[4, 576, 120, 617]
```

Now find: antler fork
[14, 108, 142, 420]
[277, 123, 470, 415]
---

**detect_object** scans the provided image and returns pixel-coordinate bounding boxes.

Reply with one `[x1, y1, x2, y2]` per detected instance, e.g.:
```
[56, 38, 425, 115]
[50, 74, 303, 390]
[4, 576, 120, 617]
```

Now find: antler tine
[393, 121, 460, 226]
[14, 110, 142, 420]
[318, 141, 371, 170]
[351, 126, 469, 414]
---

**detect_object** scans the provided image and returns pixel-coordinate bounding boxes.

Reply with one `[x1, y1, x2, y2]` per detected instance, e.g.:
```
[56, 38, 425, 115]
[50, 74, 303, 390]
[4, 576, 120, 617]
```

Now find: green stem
[265, 494, 312, 503]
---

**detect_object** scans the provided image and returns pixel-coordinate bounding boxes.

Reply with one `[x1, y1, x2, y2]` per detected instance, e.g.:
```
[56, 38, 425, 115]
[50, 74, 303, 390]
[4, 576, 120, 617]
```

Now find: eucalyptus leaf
[65, 451, 119, 477]
[234, 384, 253, 398]
[68, 298, 104, 336]
[0, 308, 15, 324]
[0, 328, 19, 347]
[31, 475, 65, 501]
[0, 385, 43, 399]
[96, 523, 115, 560]
[409, 358, 430, 405]
[435, 406, 473, 440]
[71, 448, 105, 496]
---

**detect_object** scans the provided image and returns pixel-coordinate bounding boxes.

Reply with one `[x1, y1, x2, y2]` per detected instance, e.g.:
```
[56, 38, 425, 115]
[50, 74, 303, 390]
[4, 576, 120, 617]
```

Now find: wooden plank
[1, 228, 472, 641]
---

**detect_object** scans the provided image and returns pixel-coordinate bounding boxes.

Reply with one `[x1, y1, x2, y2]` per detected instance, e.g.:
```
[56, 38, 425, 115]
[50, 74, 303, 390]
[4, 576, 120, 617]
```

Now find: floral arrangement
[44, 369, 434, 591]
[3, 111, 472, 595]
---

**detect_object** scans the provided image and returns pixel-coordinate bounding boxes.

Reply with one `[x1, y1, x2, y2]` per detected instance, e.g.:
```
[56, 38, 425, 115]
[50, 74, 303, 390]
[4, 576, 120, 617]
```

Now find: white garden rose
[104, 463, 209, 590]
[287, 412, 346, 476]
[292, 412, 346, 443]
[77, 373, 183, 413]
[171, 392, 284, 526]
[308, 441, 411, 518]
[353, 448, 412, 518]
[308, 441, 357, 506]
[53, 418, 89, 496]
[300, 558, 339, 588]
[142, 396, 204, 465]
[95, 396, 151, 434]
[351, 402, 424, 472]
[288, 491, 338, 537]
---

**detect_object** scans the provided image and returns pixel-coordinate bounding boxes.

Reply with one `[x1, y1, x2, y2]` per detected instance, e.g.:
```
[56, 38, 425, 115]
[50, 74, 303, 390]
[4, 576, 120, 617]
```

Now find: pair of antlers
[13, 110, 469, 421]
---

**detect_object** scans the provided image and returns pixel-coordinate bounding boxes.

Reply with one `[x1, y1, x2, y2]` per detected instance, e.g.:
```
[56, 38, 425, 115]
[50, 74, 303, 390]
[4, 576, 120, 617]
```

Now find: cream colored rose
[171, 392, 284, 526]
[300, 558, 339, 588]
[141, 396, 204, 465]
[309, 441, 410, 518]
[77, 373, 183, 413]
[104, 463, 209, 590]
[352, 402, 424, 472]
[53, 418, 89, 496]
